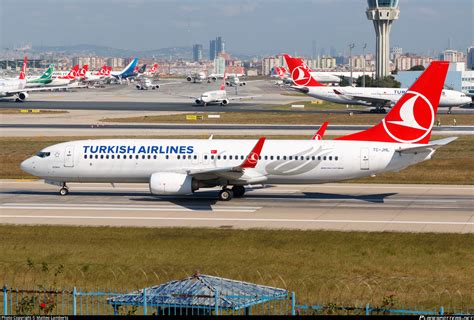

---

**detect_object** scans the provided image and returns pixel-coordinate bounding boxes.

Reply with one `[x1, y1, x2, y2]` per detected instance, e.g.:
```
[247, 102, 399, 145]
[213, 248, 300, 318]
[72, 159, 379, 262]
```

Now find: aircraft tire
[232, 186, 245, 198]
[218, 189, 233, 201]
[59, 187, 69, 196]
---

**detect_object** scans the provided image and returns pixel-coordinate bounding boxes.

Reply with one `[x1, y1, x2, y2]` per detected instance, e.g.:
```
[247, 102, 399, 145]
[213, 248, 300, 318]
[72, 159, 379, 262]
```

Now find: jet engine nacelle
[135, 84, 143, 90]
[225, 81, 230, 86]
[240, 82, 246, 86]
[16, 92, 28, 102]
[210, 76, 217, 81]
[149, 172, 196, 195]
[221, 99, 229, 106]
[186, 76, 192, 82]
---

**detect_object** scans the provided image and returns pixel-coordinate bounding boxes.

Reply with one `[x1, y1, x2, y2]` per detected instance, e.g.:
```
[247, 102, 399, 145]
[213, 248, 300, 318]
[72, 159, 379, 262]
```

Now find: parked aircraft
[111, 58, 139, 81]
[21, 61, 456, 200]
[285, 54, 471, 113]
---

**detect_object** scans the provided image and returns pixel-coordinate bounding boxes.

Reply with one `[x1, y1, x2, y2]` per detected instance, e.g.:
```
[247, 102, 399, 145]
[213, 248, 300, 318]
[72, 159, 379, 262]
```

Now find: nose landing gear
[59, 183, 69, 196]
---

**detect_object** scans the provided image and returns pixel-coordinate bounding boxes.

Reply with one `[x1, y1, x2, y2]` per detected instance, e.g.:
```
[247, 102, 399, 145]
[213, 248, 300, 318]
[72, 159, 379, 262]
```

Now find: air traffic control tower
[366, 0, 400, 78]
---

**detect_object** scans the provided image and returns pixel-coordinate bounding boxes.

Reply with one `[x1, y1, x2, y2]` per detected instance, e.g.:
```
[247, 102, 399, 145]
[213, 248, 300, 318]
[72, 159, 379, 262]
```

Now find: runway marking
[0, 204, 261, 213]
[1, 214, 473, 226]
[249, 197, 461, 203]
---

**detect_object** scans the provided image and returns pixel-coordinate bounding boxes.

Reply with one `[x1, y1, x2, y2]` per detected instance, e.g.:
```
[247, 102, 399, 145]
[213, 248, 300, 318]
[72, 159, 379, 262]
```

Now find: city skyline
[0, 0, 472, 56]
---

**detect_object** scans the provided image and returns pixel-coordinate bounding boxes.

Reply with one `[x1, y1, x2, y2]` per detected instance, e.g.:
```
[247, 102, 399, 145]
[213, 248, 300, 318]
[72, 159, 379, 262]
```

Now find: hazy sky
[1, 0, 472, 55]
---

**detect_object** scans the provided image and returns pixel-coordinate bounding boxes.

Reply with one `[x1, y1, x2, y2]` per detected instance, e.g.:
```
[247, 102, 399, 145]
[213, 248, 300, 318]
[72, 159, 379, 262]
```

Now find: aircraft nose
[20, 157, 35, 174]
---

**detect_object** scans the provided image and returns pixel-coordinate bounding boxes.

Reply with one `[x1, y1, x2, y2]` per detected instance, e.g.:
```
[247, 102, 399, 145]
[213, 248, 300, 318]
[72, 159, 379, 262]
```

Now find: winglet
[239, 137, 266, 168]
[312, 121, 329, 140]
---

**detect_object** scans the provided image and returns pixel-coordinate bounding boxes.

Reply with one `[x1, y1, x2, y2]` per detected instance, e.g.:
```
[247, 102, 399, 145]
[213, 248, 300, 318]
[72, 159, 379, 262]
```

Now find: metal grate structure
[106, 273, 289, 315]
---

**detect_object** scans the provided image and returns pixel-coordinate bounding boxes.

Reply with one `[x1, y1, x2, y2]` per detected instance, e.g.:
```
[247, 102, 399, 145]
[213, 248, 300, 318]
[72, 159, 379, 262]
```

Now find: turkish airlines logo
[247, 152, 259, 164]
[382, 91, 434, 143]
[291, 66, 312, 86]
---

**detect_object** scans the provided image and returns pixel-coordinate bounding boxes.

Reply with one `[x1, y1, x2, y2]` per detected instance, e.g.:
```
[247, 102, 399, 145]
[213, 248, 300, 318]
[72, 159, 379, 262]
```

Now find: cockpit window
[36, 151, 51, 158]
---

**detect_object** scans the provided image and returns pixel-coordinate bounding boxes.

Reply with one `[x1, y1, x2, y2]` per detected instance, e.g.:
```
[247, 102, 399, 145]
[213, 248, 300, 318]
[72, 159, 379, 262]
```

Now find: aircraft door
[64, 146, 75, 167]
[360, 148, 369, 170]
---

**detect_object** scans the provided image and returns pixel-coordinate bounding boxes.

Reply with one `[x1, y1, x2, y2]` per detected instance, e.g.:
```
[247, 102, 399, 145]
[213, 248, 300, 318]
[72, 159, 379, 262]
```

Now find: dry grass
[0, 225, 472, 310]
[2, 135, 472, 184]
[0, 109, 68, 114]
[101, 111, 474, 125]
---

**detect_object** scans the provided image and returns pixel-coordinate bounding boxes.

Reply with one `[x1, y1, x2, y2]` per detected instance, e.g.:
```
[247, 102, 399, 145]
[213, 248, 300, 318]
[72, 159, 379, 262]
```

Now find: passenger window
[223, 155, 227, 160]
[312, 156, 315, 160]
[264, 156, 268, 160]
[306, 156, 310, 160]
[135, 155, 139, 159]
[259, 156, 262, 160]
[129, 155, 133, 159]
[241, 156, 244, 160]
[117, 155, 120, 159]
[84, 155, 87, 159]
[289, 156, 293, 160]
[329, 156, 332, 161]
[211, 155, 215, 160]
[318, 156, 321, 161]
[204, 155, 208, 160]
[193, 155, 197, 160]
[153, 155, 157, 159]
[147, 155, 151, 159]
[141, 155, 145, 159]
[111, 155, 115, 159]
[177, 155, 181, 159]
[277, 156, 280, 160]
[106, 155, 109, 159]
[300, 156, 304, 161]
[95, 155, 98, 159]
[217, 156, 221, 160]
[283, 156, 287, 160]
[166, 155, 169, 160]
[229, 155, 233, 160]
[323, 156, 327, 161]
[270, 156, 274, 160]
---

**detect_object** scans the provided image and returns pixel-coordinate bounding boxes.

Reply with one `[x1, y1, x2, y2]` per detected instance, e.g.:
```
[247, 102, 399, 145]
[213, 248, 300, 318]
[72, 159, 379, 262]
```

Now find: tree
[339, 76, 350, 87]
[409, 65, 425, 71]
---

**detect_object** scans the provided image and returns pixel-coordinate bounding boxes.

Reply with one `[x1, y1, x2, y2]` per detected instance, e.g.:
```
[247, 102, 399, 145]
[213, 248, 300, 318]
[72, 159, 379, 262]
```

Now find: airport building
[192, 44, 203, 62]
[366, 0, 400, 78]
[395, 63, 474, 95]
[466, 46, 474, 70]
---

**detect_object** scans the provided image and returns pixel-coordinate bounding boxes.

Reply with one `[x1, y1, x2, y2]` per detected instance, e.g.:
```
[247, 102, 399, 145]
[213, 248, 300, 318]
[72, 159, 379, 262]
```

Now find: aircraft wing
[397, 137, 458, 154]
[227, 95, 261, 101]
[184, 137, 266, 182]
[333, 89, 391, 106]
[6, 85, 83, 94]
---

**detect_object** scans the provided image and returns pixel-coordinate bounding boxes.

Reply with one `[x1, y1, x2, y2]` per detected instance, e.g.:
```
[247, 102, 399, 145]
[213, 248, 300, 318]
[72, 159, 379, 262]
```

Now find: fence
[1, 286, 463, 316]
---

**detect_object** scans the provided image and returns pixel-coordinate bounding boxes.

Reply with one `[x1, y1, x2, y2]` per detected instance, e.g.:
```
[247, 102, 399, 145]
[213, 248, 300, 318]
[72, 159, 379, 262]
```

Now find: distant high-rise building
[193, 44, 203, 62]
[442, 49, 465, 63]
[216, 36, 225, 54]
[214, 56, 226, 75]
[467, 46, 474, 70]
[209, 40, 217, 61]
[390, 47, 403, 60]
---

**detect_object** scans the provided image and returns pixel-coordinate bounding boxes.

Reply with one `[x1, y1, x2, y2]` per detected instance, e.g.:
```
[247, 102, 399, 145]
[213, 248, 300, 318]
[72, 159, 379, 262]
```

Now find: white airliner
[284, 55, 471, 113]
[0, 57, 71, 102]
[21, 61, 456, 201]
[183, 75, 258, 106]
[186, 72, 218, 83]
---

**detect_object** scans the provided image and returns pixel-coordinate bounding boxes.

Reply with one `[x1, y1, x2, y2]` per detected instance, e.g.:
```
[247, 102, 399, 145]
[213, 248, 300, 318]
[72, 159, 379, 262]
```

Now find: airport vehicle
[0, 57, 71, 102]
[21, 61, 456, 200]
[110, 58, 139, 81]
[285, 54, 471, 113]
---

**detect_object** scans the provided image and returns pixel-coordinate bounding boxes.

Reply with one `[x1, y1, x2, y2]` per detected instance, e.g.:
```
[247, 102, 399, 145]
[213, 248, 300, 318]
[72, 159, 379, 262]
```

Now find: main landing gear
[59, 183, 69, 196]
[218, 186, 246, 201]
[369, 107, 387, 114]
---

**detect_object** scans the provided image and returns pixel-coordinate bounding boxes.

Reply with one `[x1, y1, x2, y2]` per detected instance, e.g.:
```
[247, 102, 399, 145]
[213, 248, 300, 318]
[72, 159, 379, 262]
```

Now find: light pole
[349, 43, 355, 86]
[362, 43, 367, 87]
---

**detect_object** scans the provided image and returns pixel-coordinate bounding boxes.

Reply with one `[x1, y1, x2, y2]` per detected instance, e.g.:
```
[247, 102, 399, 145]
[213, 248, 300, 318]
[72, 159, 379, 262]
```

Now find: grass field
[0, 109, 67, 114]
[0, 225, 472, 310]
[101, 110, 474, 125]
[2, 135, 472, 184]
